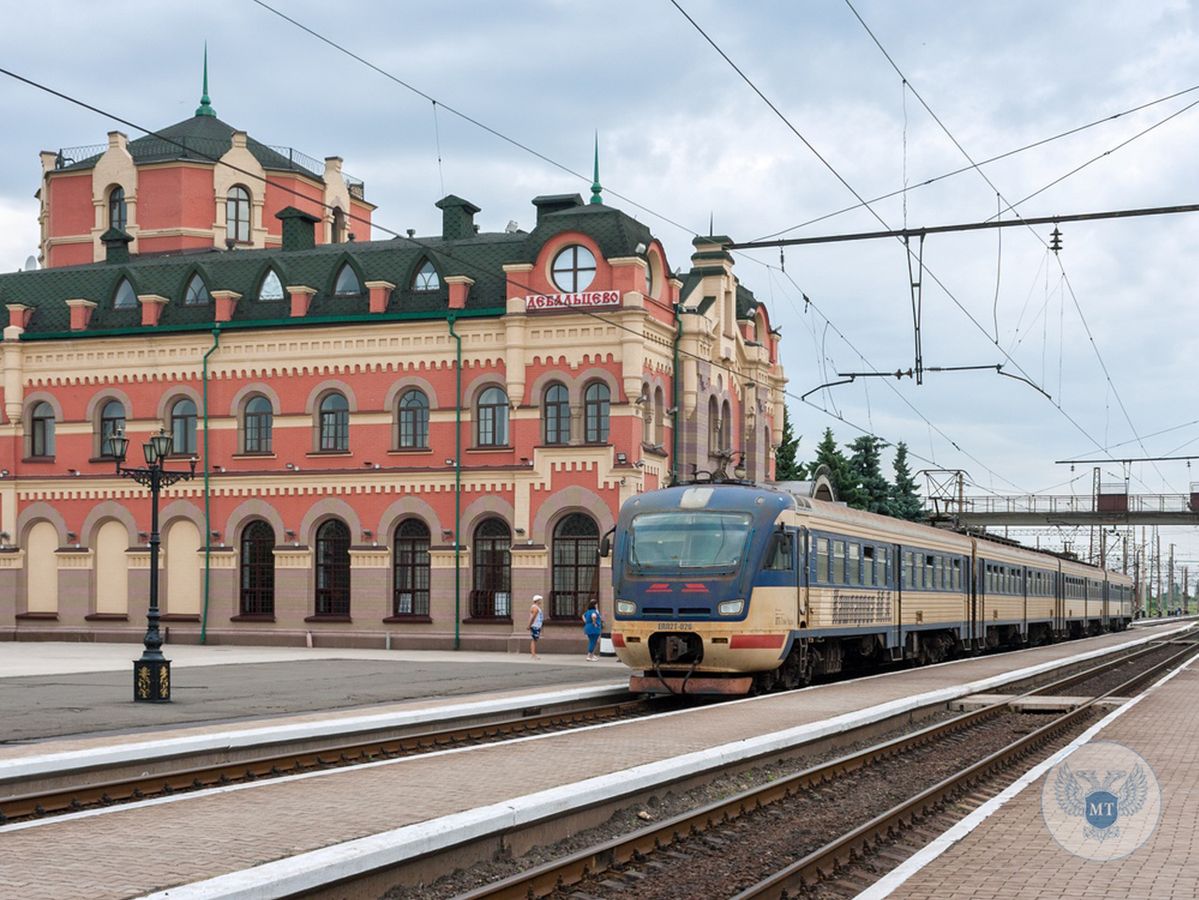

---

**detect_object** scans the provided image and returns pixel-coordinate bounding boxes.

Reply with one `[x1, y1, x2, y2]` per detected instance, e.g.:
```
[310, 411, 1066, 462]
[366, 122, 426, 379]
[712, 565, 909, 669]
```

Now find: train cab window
[847, 543, 861, 586]
[815, 537, 830, 583]
[831, 541, 846, 584]
[862, 546, 875, 587]
[766, 531, 794, 571]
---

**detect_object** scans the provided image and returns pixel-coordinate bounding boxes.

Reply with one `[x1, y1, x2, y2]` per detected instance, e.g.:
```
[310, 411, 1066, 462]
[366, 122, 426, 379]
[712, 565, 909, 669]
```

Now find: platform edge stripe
[855, 651, 1199, 900]
[134, 626, 1192, 900]
[0, 682, 629, 782]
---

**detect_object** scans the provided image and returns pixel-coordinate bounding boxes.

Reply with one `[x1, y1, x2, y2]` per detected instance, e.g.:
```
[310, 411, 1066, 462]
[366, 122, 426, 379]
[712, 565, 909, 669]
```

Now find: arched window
[239, 520, 275, 616]
[477, 386, 509, 447]
[584, 382, 610, 444]
[393, 519, 430, 617]
[30, 402, 55, 458]
[543, 383, 570, 445]
[397, 389, 429, 448]
[644, 253, 656, 296]
[108, 186, 127, 232]
[332, 206, 346, 243]
[226, 186, 251, 244]
[113, 277, 137, 309]
[243, 395, 273, 453]
[708, 396, 721, 455]
[184, 273, 211, 306]
[258, 269, 284, 302]
[551, 513, 599, 620]
[99, 399, 126, 458]
[169, 398, 197, 455]
[721, 399, 732, 451]
[334, 262, 362, 296]
[318, 392, 349, 452]
[653, 386, 665, 445]
[412, 259, 440, 292]
[641, 386, 652, 445]
[551, 244, 597, 293]
[314, 519, 351, 616]
[470, 518, 511, 618]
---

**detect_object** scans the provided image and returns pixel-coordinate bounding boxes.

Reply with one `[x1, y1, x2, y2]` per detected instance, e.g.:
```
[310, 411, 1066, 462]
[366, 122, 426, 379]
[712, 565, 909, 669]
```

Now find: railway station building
[0, 83, 786, 651]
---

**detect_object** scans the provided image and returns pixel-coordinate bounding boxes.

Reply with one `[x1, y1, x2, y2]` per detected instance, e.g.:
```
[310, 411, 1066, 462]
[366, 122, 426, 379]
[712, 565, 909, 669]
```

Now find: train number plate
[656, 622, 694, 631]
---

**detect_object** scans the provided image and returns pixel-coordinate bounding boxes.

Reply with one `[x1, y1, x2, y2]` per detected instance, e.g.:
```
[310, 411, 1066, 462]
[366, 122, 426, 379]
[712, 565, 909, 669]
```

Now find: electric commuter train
[606, 482, 1134, 695]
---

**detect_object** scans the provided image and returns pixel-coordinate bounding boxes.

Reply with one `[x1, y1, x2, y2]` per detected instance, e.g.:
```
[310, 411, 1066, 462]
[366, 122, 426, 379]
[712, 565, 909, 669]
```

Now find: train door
[1054, 564, 1063, 636]
[799, 527, 810, 628]
[1102, 578, 1109, 629]
[969, 542, 981, 651]
[1022, 565, 1029, 644]
[893, 542, 903, 659]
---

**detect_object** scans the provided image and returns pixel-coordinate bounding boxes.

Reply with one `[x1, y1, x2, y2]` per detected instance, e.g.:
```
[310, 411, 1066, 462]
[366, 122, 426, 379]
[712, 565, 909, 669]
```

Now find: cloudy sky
[2, 1, 1198, 579]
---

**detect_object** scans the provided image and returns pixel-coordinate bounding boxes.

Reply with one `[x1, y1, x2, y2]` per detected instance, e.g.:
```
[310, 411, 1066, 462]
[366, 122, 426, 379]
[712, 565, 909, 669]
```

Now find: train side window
[766, 532, 794, 571]
[901, 551, 911, 589]
[862, 545, 875, 587]
[816, 538, 830, 583]
[875, 548, 887, 586]
[951, 558, 961, 591]
[831, 541, 846, 584]
[924, 554, 935, 590]
[848, 543, 861, 586]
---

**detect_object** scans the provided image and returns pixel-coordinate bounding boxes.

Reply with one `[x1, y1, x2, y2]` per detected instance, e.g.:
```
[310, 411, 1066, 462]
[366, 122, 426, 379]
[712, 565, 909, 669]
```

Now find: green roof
[0, 199, 662, 338]
[57, 113, 326, 180]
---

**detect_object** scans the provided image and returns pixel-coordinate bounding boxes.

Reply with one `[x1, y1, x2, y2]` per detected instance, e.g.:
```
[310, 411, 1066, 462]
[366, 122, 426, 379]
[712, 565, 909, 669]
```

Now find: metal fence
[960, 493, 1196, 515]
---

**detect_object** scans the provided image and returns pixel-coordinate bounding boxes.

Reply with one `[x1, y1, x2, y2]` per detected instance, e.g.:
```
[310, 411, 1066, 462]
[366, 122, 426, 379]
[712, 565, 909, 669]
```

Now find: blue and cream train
[607, 483, 1134, 694]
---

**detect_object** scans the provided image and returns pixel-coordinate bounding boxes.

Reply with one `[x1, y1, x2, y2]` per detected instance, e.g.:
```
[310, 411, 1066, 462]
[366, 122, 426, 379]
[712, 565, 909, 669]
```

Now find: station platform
[871, 646, 1199, 898]
[0, 625, 1189, 900]
[0, 642, 621, 743]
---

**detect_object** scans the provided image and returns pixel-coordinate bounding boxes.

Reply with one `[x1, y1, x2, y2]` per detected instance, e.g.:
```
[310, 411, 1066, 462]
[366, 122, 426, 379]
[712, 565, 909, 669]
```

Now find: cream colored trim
[42, 235, 94, 247]
[135, 228, 220, 239]
[137, 294, 169, 307]
[444, 275, 475, 285]
[65, 298, 97, 310]
[57, 549, 94, 569]
[363, 280, 396, 291]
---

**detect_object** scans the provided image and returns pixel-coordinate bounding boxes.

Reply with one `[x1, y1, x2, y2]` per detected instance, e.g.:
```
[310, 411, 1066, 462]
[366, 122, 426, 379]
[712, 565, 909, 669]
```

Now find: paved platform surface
[0, 627, 1186, 900]
[885, 657, 1199, 899]
[0, 643, 622, 743]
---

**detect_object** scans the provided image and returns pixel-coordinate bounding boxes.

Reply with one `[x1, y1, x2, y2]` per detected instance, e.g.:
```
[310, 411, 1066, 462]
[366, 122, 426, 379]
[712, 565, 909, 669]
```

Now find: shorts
[530, 626, 542, 641]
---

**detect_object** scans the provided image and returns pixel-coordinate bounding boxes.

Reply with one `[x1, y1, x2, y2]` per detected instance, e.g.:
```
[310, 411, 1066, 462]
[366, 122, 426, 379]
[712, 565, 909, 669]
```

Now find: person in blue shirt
[582, 598, 603, 660]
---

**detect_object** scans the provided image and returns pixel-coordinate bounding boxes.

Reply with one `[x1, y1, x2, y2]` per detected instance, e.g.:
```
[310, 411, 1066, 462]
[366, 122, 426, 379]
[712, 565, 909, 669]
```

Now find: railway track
[445, 637, 1198, 900]
[0, 690, 654, 823]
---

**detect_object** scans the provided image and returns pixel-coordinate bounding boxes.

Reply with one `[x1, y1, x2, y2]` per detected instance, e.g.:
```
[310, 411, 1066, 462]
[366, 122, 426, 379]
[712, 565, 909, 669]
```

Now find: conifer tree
[889, 441, 924, 520]
[812, 428, 857, 504]
[773, 406, 804, 481]
[847, 435, 891, 514]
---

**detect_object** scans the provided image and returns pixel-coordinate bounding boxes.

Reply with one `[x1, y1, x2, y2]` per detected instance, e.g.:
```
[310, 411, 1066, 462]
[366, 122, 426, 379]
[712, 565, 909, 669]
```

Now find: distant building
[0, 69, 784, 650]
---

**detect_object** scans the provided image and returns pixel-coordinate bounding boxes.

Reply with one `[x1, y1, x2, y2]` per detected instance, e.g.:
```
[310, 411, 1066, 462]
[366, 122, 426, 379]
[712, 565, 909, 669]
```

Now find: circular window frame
[550, 244, 597, 294]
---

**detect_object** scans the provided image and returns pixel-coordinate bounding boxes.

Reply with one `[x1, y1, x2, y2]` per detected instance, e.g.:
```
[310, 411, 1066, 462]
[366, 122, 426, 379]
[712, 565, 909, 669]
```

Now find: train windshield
[627, 511, 753, 573]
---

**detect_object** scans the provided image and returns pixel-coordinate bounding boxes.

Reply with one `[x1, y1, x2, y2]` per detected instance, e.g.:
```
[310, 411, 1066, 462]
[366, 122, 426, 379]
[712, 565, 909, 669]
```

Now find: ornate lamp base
[133, 658, 172, 703]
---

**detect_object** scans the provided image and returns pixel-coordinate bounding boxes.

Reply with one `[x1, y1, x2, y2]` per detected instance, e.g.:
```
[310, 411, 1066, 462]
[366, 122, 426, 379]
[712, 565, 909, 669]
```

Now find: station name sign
[525, 290, 621, 312]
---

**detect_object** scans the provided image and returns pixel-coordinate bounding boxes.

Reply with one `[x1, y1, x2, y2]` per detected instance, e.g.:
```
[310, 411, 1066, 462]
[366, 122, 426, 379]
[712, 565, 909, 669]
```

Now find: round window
[551, 245, 597, 293]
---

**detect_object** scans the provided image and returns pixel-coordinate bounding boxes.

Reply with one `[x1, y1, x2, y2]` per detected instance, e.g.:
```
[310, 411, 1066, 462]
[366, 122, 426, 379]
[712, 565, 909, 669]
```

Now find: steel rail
[0, 694, 647, 822]
[454, 637, 1194, 900]
[732, 640, 1198, 899]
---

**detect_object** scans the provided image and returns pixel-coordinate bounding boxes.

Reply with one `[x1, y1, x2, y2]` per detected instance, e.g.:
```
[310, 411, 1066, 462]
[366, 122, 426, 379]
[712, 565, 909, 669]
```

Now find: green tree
[811, 428, 857, 504]
[889, 441, 924, 520]
[847, 435, 891, 514]
[773, 406, 804, 481]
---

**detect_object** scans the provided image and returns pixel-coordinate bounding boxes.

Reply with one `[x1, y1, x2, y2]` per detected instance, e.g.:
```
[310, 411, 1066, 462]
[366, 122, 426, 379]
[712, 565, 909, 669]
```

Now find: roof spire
[589, 132, 603, 205]
[195, 42, 216, 118]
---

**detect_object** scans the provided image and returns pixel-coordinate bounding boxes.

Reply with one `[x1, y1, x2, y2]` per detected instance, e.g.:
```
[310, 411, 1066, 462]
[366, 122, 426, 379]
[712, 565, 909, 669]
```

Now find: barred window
[551, 513, 599, 620]
[239, 520, 275, 616]
[392, 519, 430, 617]
[470, 518, 511, 618]
[314, 519, 350, 616]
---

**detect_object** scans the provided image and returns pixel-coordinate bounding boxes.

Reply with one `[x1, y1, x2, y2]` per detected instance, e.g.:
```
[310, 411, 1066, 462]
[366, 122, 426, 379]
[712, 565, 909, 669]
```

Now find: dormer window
[334, 263, 362, 296]
[412, 260, 440, 292]
[184, 273, 211, 306]
[113, 277, 136, 309]
[258, 269, 285, 301]
[551, 245, 596, 293]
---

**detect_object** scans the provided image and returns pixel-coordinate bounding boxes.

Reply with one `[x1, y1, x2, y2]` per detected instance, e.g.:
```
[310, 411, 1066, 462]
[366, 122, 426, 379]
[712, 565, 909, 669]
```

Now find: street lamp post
[111, 428, 198, 702]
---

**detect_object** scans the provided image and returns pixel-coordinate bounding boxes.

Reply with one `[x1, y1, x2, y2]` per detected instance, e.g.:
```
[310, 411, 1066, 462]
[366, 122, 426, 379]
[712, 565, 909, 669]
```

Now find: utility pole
[1154, 527, 1161, 616]
[1184, 565, 1190, 614]
[1168, 543, 1175, 613]
[1133, 549, 1141, 615]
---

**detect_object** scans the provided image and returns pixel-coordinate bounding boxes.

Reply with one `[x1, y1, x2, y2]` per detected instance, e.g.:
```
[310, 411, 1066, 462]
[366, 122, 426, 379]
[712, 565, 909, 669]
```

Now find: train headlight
[717, 599, 745, 616]
[616, 600, 637, 616]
